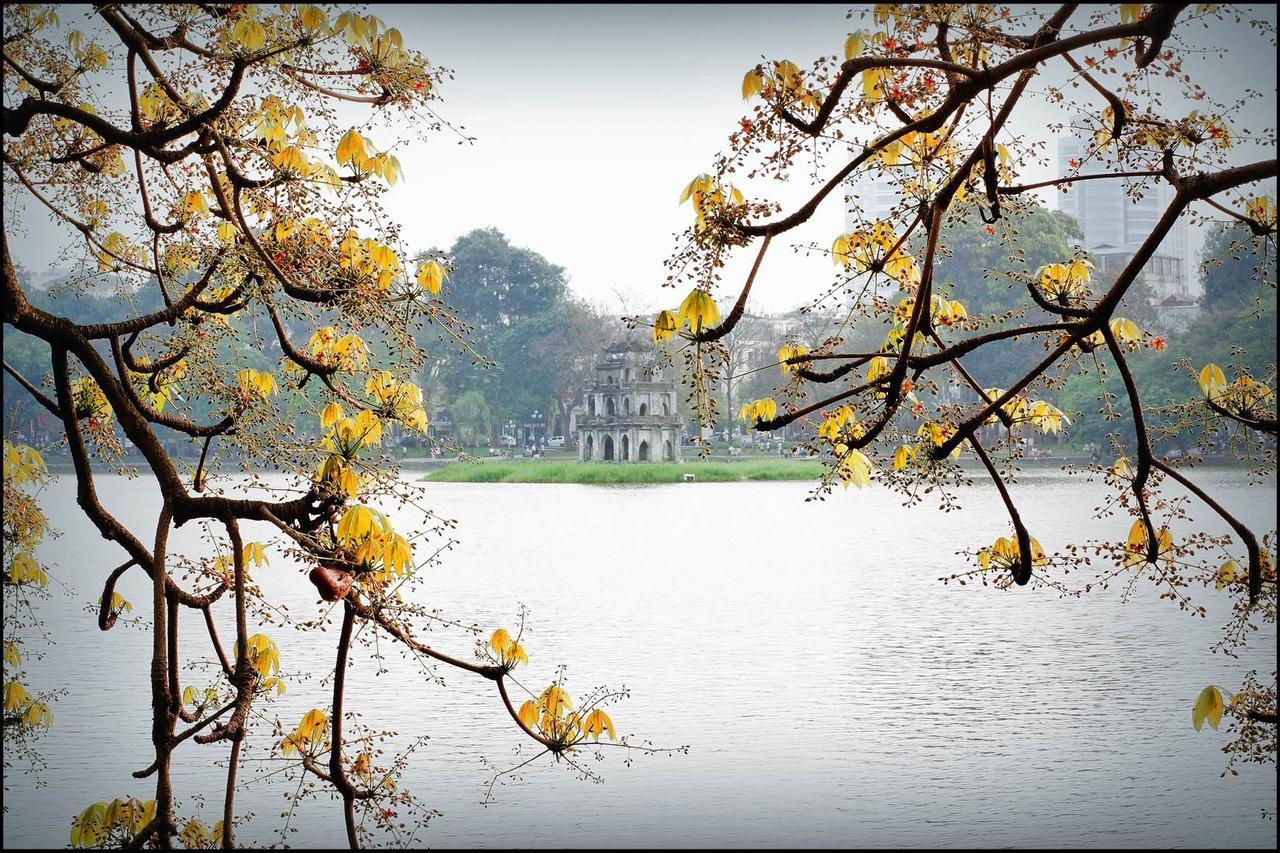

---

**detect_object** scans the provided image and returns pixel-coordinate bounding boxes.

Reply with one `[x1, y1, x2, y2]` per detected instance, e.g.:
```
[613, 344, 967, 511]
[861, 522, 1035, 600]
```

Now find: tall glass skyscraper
[1057, 134, 1192, 305]
[841, 131, 1197, 327]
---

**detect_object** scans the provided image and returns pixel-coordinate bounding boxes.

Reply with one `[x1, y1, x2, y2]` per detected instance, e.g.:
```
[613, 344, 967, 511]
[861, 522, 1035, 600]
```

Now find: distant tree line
[414, 227, 615, 446]
[4, 228, 621, 452]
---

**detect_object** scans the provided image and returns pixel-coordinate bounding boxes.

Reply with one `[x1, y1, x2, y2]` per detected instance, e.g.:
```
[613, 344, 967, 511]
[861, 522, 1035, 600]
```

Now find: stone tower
[577, 338, 683, 462]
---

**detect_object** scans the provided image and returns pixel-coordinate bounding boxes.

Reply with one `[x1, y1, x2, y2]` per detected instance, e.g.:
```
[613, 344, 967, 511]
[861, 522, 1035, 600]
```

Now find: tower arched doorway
[585, 434, 594, 460]
[603, 435, 614, 461]
[638, 440, 650, 461]
[621, 434, 630, 461]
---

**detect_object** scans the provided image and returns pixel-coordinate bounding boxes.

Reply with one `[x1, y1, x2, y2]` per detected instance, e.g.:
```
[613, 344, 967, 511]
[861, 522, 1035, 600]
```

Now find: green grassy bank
[423, 459, 826, 484]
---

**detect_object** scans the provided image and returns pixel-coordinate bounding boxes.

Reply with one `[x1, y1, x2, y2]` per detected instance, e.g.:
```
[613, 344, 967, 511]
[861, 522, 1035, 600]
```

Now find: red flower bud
[309, 565, 354, 601]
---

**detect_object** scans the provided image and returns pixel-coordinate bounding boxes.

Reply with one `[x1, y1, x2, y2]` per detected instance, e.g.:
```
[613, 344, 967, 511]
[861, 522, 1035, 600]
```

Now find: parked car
[547, 435, 566, 448]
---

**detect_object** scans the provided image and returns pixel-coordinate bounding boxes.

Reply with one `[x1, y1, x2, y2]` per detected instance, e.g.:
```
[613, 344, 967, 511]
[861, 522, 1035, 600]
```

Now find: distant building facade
[841, 136, 1196, 331]
[577, 339, 683, 462]
[845, 171, 904, 228]
[1057, 133, 1193, 305]
[843, 173, 922, 303]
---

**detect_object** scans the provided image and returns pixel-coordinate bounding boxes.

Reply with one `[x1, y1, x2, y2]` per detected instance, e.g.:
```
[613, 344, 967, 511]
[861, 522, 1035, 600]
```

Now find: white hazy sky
[6, 4, 1276, 314]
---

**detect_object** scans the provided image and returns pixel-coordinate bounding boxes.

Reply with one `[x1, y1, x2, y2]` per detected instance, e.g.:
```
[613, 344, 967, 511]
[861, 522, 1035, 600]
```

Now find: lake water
[3, 468, 1277, 848]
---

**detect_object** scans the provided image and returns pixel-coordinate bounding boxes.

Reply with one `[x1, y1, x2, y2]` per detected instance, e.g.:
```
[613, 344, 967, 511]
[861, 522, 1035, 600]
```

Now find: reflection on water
[3, 469, 1276, 848]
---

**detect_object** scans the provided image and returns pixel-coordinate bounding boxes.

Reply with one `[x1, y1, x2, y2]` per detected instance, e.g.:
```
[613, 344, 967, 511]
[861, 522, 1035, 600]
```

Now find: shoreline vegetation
[420, 453, 1272, 485]
[29, 450, 1263, 483]
[423, 459, 827, 484]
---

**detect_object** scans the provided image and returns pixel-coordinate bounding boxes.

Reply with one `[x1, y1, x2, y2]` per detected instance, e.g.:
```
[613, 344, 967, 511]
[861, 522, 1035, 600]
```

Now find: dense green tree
[930, 201, 1083, 389]
[448, 389, 492, 446]
[1061, 222, 1277, 451]
[926, 201, 1164, 392]
[426, 228, 566, 335]
[498, 297, 612, 437]
[419, 228, 610, 439]
[1200, 221, 1277, 311]
[934, 200, 1081, 314]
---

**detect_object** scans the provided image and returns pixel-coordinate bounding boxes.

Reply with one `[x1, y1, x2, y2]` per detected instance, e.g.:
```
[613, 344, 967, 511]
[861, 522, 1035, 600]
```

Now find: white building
[844, 171, 909, 231]
[1057, 134, 1193, 305]
[577, 339, 683, 462]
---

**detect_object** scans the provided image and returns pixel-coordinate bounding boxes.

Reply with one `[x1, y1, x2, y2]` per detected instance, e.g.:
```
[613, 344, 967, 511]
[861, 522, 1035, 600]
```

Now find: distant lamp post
[519, 409, 540, 445]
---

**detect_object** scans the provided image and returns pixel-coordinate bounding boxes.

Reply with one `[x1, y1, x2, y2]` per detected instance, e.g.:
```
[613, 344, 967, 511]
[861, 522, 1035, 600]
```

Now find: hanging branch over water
[647, 2, 1277, 762]
[3, 5, 674, 848]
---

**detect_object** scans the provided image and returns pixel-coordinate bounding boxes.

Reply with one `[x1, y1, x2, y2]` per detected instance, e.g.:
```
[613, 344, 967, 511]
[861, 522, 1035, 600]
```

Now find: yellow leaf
[4, 680, 29, 712]
[893, 444, 914, 471]
[416, 259, 446, 296]
[862, 67, 887, 102]
[1109, 317, 1142, 345]
[773, 60, 802, 92]
[1155, 525, 1174, 561]
[739, 398, 777, 424]
[237, 634, 280, 677]
[844, 31, 866, 60]
[353, 409, 383, 446]
[336, 129, 366, 167]
[653, 309, 679, 344]
[506, 642, 528, 667]
[337, 505, 376, 543]
[836, 448, 874, 489]
[241, 542, 268, 569]
[370, 243, 397, 271]
[1119, 4, 1145, 24]
[1215, 559, 1238, 591]
[181, 191, 210, 218]
[355, 537, 384, 571]
[489, 628, 511, 657]
[298, 708, 327, 740]
[237, 368, 277, 400]
[1124, 518, 1147, 568]
[582, 708, 617, 741]
[383, 154, 402, 186]
[231, 18, 267, 52]
[297, 5, 328, 33]
[321, 402, 343, 430]
[778, 344, 809, 374]
[1192, 685, 1224, 731]
[22, 700, 52, 728]
[273, 145, 306, 173]
[678, 174, 713, 205]
[1198, 363, 1226, 398]
[677, 289, 720, 332]
[540, 684, 573, 717]
[338, 468, 361, 499]
[9, 551, 49, 586]
[71, 803, 108, 848]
